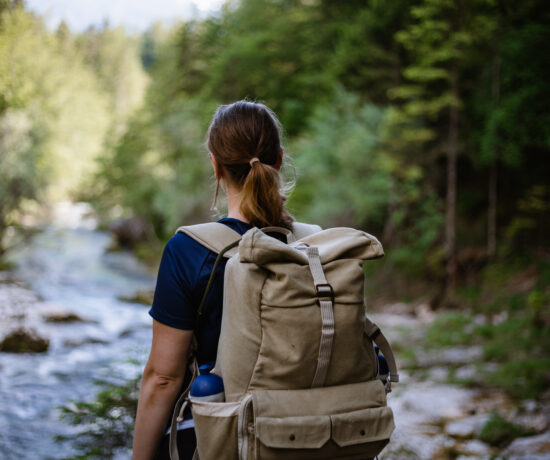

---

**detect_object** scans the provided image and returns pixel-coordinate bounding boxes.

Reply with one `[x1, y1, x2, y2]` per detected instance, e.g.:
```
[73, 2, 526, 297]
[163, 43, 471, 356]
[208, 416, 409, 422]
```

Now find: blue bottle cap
[199, 364, 213, 375]
[190, 365, 224, 397]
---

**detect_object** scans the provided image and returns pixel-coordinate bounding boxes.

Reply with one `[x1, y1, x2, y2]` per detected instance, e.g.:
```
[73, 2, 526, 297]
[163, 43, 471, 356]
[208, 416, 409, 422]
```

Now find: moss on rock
[43, 312, 85, 323]
[0, 328, 50, 353]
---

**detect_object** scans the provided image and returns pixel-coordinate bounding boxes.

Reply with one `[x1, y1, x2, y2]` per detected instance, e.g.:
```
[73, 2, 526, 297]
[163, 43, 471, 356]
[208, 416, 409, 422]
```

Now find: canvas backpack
[168, 222, 399, 460]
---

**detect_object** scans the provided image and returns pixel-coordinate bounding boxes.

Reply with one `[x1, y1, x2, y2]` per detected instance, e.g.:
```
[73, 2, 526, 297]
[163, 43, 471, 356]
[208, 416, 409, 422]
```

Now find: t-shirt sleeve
[148, 234, 200, 330]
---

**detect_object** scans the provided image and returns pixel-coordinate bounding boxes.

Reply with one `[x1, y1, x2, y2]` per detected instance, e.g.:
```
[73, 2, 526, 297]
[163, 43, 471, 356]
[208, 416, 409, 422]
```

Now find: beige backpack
[169, 222, 399, 460]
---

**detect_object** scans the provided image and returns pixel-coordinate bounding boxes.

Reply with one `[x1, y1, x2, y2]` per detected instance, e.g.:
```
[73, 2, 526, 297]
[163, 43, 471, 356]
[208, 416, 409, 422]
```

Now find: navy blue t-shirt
[149, 218, 252, 365]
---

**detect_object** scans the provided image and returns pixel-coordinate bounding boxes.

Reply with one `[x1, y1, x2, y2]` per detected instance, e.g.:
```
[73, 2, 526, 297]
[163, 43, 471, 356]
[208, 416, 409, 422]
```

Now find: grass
[478, 412, 536, 447]
[0, 257, 15, 271]
[423, 311, 550, 399]
[419, 254, 550, 400]
[426, 313, 475, 348]
[425, 314, 550, 400]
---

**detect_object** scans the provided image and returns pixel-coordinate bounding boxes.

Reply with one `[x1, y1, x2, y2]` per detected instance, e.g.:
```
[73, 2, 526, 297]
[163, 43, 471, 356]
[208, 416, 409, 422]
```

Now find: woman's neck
[225, 186, 249, 223]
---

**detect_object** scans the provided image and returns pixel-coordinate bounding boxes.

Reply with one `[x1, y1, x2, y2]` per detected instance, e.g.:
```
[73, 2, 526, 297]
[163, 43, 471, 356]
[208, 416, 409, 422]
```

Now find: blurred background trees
[1, 0, 548, 304]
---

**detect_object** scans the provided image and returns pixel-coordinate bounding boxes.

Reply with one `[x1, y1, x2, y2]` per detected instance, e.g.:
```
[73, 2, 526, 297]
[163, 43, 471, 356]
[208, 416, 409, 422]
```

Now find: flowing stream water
[0, 203, 155, 459]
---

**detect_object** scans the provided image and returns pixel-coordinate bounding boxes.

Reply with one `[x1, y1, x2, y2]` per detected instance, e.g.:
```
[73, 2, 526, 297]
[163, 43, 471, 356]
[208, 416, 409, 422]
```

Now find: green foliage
[479, 412, 536, 447]
[0, 5, 119, 251]
[486, 357, 550, 400]
[91, 97, 217, 239]
[5, 0, 547, 274]
[76, 25, 148, 124]
[392, 0, 497, 132]
[423, 258, 550, 399]
[426, 313, 474, 348]
[289, 89, 390, 228]
[55, 377, 140, 459]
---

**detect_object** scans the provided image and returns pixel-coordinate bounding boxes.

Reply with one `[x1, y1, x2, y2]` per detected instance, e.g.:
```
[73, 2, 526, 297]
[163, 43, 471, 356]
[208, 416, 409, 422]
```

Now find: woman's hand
[132, 320, 193, 460]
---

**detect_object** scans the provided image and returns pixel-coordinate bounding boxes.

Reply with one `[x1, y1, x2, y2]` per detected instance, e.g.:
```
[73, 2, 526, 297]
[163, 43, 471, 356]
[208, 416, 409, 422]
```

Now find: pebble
[454, 365, 478, 381]
[515, 414, 548, 432]
[427, 366, 449, 382]
[456, 456, 490, 460]
[416, 346, 484, 367]
[460, 439, 492, 455]
[446, 415, 490, 438]
[502, 432, 550, 458]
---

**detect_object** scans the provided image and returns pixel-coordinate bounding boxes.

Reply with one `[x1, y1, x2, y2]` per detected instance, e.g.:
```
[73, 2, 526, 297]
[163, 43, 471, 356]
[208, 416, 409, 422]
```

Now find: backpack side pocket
[191, 400, 241, 460]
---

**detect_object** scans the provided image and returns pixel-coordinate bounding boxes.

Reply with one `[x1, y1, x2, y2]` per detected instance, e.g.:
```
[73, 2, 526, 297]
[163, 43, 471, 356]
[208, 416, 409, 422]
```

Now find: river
[0, 203, 155, 459]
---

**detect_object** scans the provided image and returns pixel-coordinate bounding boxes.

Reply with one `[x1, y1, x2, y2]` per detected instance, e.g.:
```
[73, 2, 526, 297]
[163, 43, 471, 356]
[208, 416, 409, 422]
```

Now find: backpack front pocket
[251, 380, 394, 460]
[255, 414, 330, 449]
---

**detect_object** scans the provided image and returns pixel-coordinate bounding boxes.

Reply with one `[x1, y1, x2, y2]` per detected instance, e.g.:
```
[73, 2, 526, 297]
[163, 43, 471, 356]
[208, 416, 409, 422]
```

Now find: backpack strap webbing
[364, 316, 400, 386]
[177, 222, 321, 254]
[168, 223, 241, 460]
[169, 356, 199, 460]
[176, 222, 242, 258]
[301, 245, 335, 388]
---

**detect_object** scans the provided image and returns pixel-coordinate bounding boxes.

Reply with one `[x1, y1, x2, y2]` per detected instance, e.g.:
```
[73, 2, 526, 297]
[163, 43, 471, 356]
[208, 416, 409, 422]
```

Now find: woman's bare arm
[132, 320, 193, 460]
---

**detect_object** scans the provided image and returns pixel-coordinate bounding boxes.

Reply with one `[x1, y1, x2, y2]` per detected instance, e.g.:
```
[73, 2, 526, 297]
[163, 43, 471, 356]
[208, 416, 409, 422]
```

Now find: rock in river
[0, 328, 49, 353]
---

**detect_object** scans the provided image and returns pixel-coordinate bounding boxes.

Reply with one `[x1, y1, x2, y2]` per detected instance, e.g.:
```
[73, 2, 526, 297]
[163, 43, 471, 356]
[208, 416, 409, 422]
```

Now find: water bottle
[374, 345, 389, 384]
[190, 364, 225, 402]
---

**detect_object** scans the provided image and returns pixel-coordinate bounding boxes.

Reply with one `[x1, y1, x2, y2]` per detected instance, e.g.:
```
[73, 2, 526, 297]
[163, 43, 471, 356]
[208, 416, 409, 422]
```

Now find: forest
[0, 0, 549, 457]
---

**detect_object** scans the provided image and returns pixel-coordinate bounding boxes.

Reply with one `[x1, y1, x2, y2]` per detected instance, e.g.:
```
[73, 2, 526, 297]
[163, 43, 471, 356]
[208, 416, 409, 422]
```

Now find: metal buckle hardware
[315, 283, 334, 304]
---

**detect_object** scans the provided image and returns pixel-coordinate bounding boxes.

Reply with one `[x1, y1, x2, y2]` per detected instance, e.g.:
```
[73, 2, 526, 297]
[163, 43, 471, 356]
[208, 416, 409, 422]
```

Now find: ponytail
[240, 160, 294, 229]
[207, 100, 295, 230]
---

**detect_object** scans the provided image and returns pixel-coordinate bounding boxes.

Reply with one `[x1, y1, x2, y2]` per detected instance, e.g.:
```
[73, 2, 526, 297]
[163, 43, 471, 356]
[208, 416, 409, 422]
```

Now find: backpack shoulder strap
[176, 222, 241, 258]
[292, 222, 322, 240]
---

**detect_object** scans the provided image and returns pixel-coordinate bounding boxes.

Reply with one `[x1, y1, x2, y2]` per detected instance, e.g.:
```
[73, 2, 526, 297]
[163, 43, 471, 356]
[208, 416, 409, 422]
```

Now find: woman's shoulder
[164, 231, 209, 260]
[166, 218, 251, 257]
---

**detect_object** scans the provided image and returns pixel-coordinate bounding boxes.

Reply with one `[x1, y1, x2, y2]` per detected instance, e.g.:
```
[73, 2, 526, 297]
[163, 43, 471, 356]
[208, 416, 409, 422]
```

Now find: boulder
[0, 328, 49, 353]
[43, 312, 85, 323]
[108, 216, 154, 249]
[447, 415, 491, 439]
[118, 289, 154, 306]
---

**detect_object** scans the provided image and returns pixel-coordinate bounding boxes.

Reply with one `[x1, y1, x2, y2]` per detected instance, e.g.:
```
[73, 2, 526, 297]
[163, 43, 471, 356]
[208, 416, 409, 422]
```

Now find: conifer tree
[392, 0, 496, 291]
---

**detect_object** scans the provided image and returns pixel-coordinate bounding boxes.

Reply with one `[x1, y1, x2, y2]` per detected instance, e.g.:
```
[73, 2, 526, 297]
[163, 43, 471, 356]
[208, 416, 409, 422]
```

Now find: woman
[132, 100, 294, 460]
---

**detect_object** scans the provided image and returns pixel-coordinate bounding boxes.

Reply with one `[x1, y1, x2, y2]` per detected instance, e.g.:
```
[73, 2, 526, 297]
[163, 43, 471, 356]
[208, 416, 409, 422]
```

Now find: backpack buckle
[315, 283, 334, 304]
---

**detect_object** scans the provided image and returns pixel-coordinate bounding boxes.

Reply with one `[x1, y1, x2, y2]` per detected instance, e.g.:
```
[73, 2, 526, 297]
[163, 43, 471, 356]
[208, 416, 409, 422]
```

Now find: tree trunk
[382, 186, 396, 245]
[488, 54, 500, 258]
[446, 68, 459, 292]
[488, 161, 497, 257]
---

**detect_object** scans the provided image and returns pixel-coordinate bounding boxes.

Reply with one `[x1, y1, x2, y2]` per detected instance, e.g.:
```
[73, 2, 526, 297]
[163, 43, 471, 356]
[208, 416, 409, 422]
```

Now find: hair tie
[249, 157, 260, 167]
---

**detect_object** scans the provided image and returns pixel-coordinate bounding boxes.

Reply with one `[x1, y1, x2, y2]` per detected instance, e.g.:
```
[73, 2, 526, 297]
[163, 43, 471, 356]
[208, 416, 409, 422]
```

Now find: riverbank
[371, 306, 550, 460]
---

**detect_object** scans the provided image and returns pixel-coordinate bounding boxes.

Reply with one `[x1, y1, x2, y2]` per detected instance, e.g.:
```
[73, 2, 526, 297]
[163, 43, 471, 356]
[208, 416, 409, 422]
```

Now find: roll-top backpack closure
[239, 227, 384, 266]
